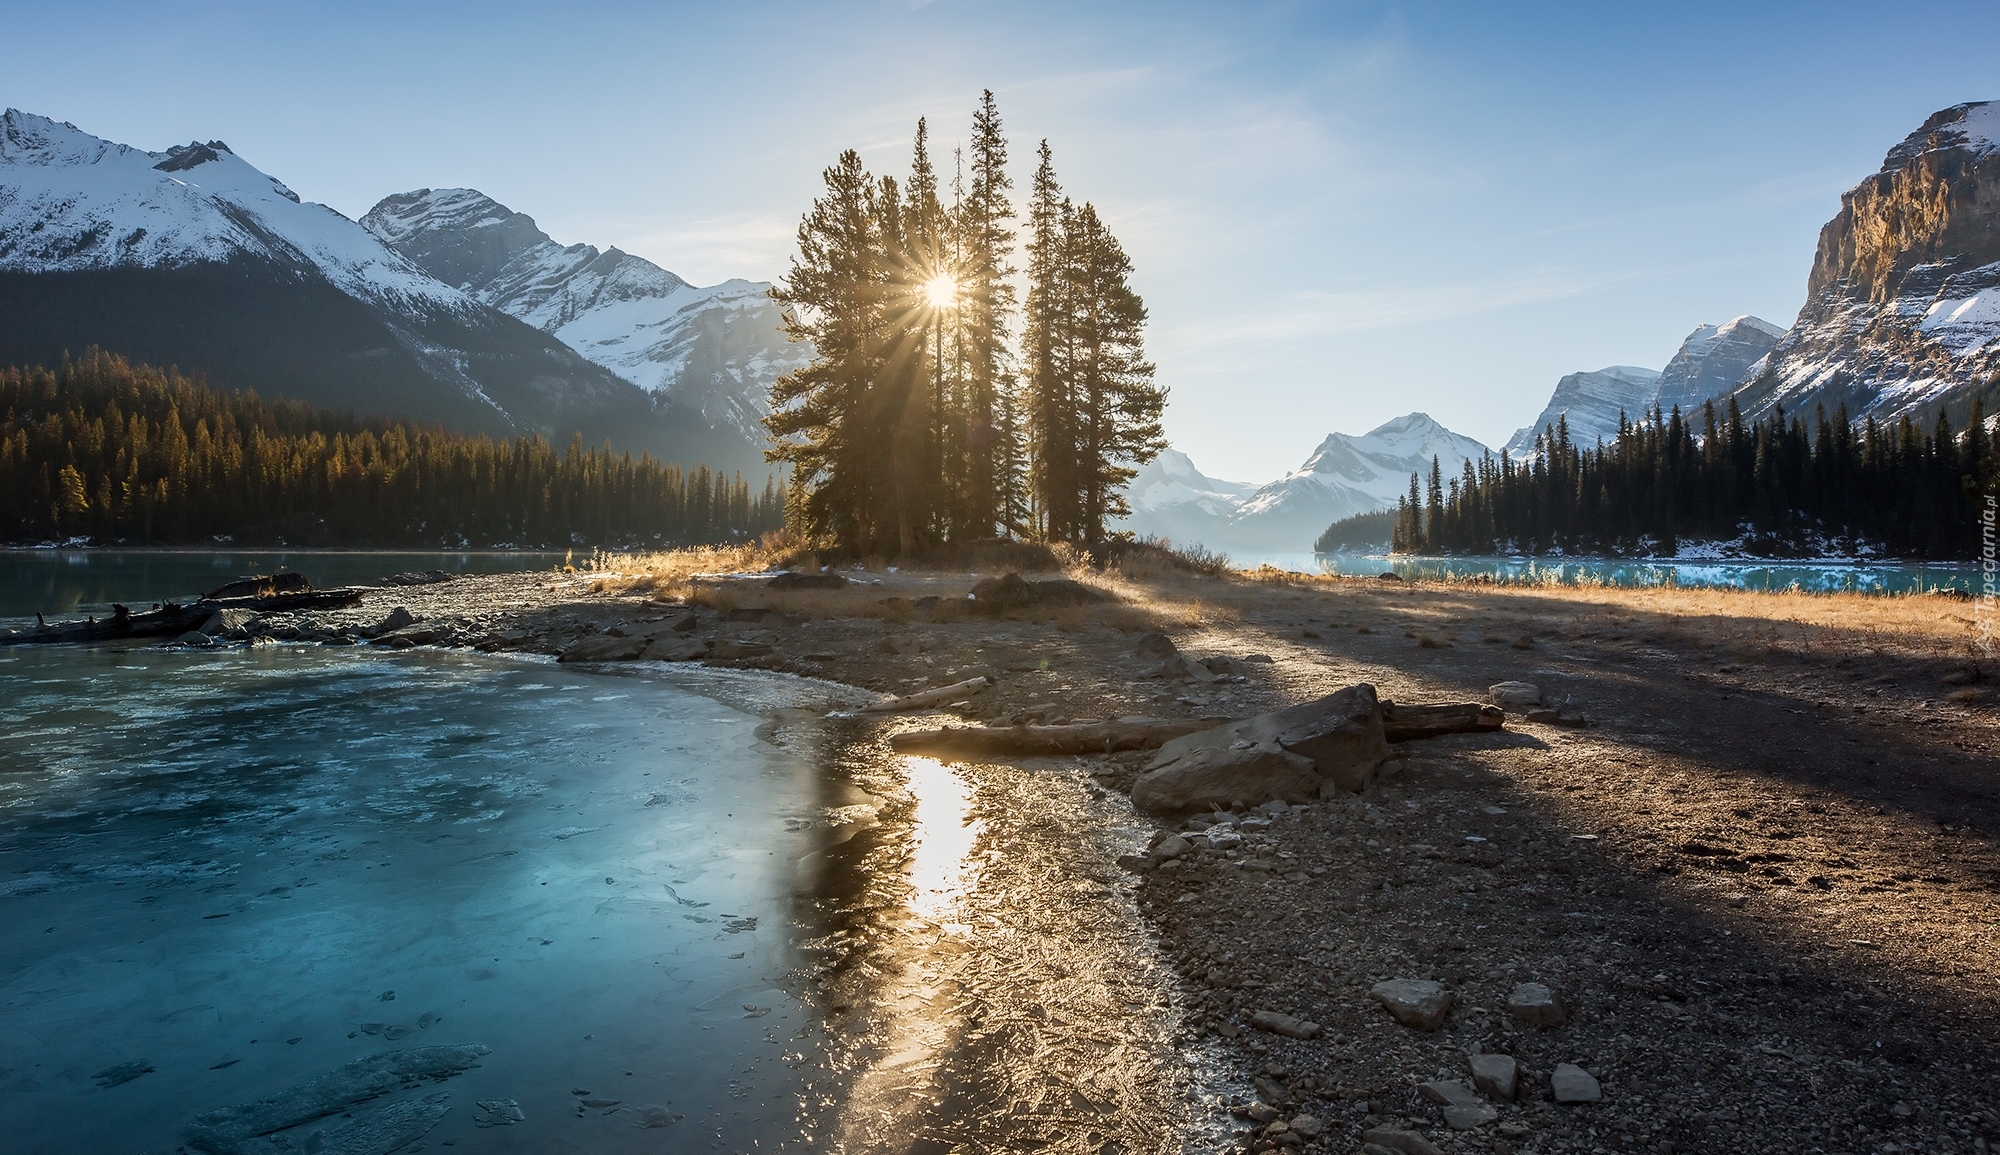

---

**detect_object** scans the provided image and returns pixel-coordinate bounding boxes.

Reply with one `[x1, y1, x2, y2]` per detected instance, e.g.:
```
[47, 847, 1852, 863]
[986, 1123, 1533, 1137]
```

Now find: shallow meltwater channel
[0, 642, 1207, 1153]
[0, 645, 828, 1152]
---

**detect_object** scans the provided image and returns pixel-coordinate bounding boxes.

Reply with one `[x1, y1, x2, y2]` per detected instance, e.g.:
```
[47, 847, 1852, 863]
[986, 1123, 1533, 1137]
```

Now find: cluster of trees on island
[1370, 398, 1998, 559]
[0, 351, 785, 547]
[767, 92, 1166, 555]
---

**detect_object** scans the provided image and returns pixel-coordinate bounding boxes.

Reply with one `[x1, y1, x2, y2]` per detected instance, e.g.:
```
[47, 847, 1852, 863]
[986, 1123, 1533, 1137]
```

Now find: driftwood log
[860, 676, 993, 713]
[2, 587, 367, 646]
[890, 716, 1229, 756]
[1381, 700, 1505, 742]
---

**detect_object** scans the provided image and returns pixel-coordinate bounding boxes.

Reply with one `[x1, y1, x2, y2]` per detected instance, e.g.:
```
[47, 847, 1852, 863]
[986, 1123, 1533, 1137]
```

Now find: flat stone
[558, 634, 648, 662]
[1369, 978, 1453, 1031]
[1287, 1114, 1323, 1139]
[1151, 833, 1191, 861]
[1444, 1104, 1499, 1129]
[1551, 1063, 1601, 1103]
[643, 637, 710, 662]
[1132, 684, 1387, 816]
[1361, 1127, 1446, 1155]
[1249, 1010, 1323, 1039]
[1488, 681, 1542, 708]
[1506, 982, 1567, 1028]
[1469, 1053, 1518, 1100]
[1419, 1080, 1481, 1108]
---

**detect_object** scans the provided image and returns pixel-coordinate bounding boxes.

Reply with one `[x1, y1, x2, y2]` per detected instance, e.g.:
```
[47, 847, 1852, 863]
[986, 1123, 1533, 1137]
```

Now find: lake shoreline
[10, 562, 2000, 1153]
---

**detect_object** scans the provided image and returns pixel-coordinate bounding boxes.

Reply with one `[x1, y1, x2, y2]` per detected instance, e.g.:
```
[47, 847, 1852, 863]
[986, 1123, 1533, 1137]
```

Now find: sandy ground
[219, 559, 2000, 1154]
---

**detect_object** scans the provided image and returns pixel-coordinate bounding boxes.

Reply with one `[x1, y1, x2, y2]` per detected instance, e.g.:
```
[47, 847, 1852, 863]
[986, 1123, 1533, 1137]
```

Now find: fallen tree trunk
[860, 676, 993, 713]
[1381, 700, 1505, 742]
[2, 587, 367, 647]
[890, 716, 1228, 756]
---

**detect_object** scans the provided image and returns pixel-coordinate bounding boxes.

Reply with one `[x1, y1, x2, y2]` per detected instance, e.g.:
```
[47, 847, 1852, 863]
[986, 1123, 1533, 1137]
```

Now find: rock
[1419, 1080, 1481, 1108]
[1551, 1063, 1601, 1103]
[1288, 1114, 1322, 1139]
[1444, 1104, 1499, 1129]
[1497, 1121, 1532, 1139]
[1199, 655, 1241, 676]
[1151, 834, 1192, 861]
[1362, 1127, 1445, 1155]
[969, 572, 1107, 611]
[1487, 681, 1541, 708]
[1361, 1146, 1400, 1155]
[1246, 1101, 1282, 1124]
[1027, 578, 1106, 606]
[1368, 978, 1453, 1030]
[1135, 632, 1179, 661]
[1152, 654, 1216, 682]
[724, 607, 770, 622]
[1469, 1053, 1518, 1100]
[709, 639, 774, 660]
[643, 637, 711, 662]
[1249, 1010, 1323, 1039]
[198, 607, 257, 635]
[1506, 982, 1567, 1028]
[1252, 1075, 1289, 1104]
[172, 631, 213, 646]
[767, 571, 849, 590]
[558, 634, 649, 663]
[968, 572, 1035, 609]
[1131, 684, 1387, 816]
[378, 627, 440, 647]
[372, 606, 416, 635]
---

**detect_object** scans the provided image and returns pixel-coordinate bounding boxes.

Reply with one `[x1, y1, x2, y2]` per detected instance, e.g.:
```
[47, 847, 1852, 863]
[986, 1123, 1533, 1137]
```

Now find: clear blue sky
[7, 1, 1998, 480]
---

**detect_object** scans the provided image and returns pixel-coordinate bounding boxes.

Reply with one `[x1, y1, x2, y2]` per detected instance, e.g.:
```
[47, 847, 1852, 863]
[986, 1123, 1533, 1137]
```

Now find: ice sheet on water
[184, 1045, 488, 1152]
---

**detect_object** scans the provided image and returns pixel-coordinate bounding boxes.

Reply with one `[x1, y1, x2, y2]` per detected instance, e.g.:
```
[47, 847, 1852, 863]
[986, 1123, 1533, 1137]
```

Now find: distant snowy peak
[0, 108, 459, 311]
[1504, 366, 1660, 456]
[1653, 315, 1783, 418]
[1219, 414, 1490, 549]
[364, 187, 807, 443]
[1125, 448, 1257, 516]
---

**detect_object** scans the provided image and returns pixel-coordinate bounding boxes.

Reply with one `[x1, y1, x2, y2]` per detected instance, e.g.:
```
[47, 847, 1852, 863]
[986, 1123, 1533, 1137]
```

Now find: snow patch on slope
[0, 109, 463, 313]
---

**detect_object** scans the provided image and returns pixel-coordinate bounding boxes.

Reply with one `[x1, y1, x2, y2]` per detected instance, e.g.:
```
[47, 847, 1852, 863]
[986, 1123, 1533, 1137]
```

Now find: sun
[922, 273, 959, 309]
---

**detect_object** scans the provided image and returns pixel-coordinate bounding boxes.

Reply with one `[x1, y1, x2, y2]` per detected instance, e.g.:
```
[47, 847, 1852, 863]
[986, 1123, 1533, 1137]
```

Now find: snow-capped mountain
[1731, 102, 2000, 429]
[1503, 366, 1661, 456]
[1653, 315, 1785, 417]
[1225, 414, 1490, 550]
[362, 188, 805, 456]
[1117, 449, 1260, 546]
[0, 110, 756, 468]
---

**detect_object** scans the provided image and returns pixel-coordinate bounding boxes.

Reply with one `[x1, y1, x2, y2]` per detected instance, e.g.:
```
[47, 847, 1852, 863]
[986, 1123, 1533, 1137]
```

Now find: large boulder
[1130, 684, 1388, 816]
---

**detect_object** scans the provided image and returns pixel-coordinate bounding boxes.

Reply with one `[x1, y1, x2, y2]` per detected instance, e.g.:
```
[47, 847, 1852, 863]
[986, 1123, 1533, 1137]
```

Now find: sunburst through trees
[765, 91, 1166, 556]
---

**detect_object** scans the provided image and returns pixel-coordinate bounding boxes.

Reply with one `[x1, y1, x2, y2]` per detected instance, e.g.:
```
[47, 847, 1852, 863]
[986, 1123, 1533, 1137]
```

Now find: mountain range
[0, 110, 790, 473]
[1122, 413, 1491, 552]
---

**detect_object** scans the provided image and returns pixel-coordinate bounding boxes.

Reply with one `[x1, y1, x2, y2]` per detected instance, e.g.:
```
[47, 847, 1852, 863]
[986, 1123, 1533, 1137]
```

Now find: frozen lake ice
[0, 643, 832, 1152]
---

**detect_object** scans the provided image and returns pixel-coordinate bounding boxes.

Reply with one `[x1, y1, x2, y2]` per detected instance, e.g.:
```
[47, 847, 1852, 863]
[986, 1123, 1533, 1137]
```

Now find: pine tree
[956, 90, 1018, 538]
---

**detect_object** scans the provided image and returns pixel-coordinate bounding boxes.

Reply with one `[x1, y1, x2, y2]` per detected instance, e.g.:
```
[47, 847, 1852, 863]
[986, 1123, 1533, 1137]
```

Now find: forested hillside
[0, 350, 783, 547]
[1391, 398, 1998, 559]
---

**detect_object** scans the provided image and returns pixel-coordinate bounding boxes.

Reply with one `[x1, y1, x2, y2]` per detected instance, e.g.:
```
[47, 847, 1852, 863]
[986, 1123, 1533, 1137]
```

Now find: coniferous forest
[1388, 398, 1999, 559]
[767, 92, 1166, 555]
[0, 350, 785, 547]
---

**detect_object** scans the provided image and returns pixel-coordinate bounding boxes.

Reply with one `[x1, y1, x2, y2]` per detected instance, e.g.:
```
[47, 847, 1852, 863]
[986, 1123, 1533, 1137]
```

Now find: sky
[6, 1, 2000, 481]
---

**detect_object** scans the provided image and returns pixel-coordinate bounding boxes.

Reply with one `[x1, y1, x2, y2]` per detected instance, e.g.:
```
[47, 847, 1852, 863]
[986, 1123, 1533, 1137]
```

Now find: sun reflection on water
[903, 755, 982, 918]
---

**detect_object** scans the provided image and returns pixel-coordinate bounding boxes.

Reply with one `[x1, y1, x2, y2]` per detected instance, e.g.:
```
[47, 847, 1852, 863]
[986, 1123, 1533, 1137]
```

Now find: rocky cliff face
[1735, 102, 2000, 427]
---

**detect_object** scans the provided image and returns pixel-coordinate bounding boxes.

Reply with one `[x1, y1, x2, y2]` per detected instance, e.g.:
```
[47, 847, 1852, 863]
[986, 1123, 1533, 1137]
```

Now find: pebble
[1551, 1062, 1602, 1103]
[1369, 978, 1453, 1030]
[1249, 1010, 1323, 1039]
[1506, 981, 1566, 1028]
